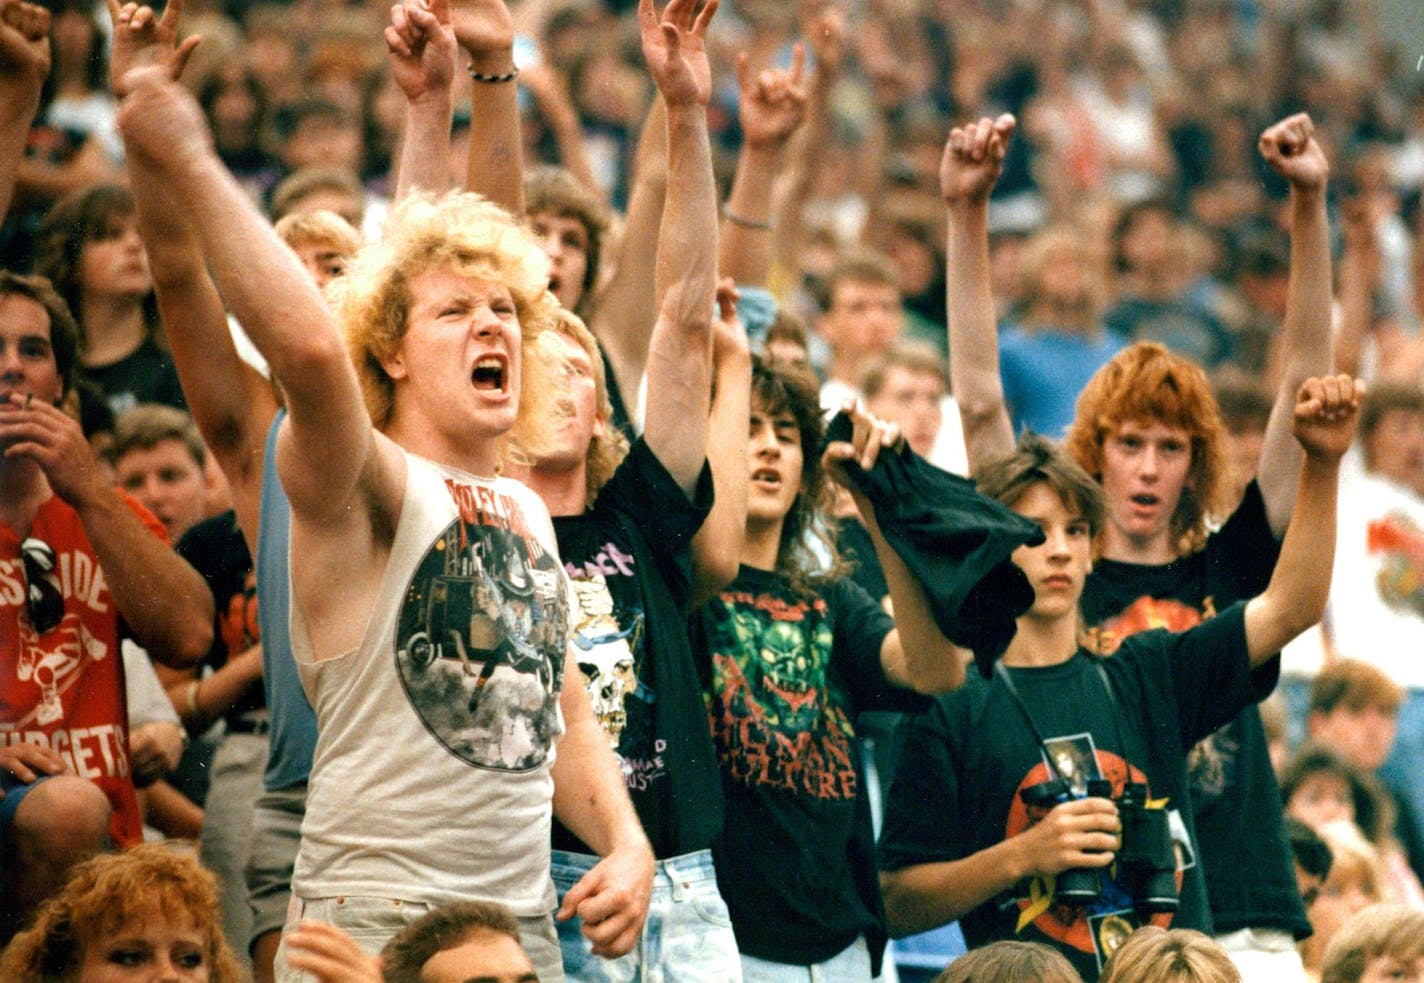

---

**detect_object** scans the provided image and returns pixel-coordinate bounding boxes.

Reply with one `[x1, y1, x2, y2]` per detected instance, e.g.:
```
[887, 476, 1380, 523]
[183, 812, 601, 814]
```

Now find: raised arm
[387, 0, 457, 199]
[636, 0, 718, 494]
[521, 56, 599, 196]
[116, 69, 379, 530]
[109, 0, 275, 541]
[1244, 374, 1362, 666]
[718, 45, 807, 287]
[824, 404, 963, 694]
[1255, 113, 1333, 536]
[690, 282, 750, 606]
[0, 0, 50, 221]
[942, 114, 1017, 472]
[586, 95, 666, 419]
[768, 2, 840, 282]
[454, 0, 522, 214]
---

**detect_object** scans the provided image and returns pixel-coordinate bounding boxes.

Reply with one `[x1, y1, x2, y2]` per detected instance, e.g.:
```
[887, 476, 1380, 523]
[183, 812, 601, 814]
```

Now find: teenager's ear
[377, 345, 408, 381]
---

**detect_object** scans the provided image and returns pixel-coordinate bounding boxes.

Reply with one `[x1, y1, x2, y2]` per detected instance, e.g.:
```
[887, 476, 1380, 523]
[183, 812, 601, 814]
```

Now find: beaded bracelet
[469, 65, 520, 83]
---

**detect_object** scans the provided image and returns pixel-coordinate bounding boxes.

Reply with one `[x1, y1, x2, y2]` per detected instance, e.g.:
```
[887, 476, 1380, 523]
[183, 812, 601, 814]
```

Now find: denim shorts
[739, 936, 873, 983]
[551, 848, 741, 982]
[273, 894, 563, 983]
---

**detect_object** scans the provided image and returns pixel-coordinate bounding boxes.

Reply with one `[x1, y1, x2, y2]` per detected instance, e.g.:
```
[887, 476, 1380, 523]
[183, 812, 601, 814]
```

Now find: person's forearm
[654, 105, 717, 339]
[1257, 185, 1332, 533]
[73, 490, 212, 667]
[397, 89, 454, 199]
[551, 675, 647, 856]
[882, 840, 1027, 937]
[464, 49, 523, 215]
[1249, 455, 1339, 665]
[590, 96, 666, 404]
[946, 204, 1014, 472]
[0, 93, 40, 220]
[719, 143, 779, 286]
[138, 780, 205, 840]
[126, 150, 274, 535]
[690, 346, 751, 606]
[867, 511, 963, 693]
[178, 646, 263, 732]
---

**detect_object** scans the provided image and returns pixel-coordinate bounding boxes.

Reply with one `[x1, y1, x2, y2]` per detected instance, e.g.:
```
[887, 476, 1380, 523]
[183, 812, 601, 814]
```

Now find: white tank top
[291, 453, 571, 913]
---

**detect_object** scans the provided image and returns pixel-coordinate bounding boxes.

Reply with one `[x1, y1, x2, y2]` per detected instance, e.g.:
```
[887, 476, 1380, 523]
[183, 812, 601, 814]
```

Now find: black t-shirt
[880, 604, 1259, 981]
[693, 565, 923, 971]
[86, 337, 188, 417]
[550, 439, 719, 858]
[175, 510, 262, 727]
[1079, 482, 1310, 940]
[838, 516, 889, 602]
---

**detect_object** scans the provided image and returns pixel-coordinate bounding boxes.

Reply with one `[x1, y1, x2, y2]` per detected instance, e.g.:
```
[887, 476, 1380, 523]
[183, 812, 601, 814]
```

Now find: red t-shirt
[0, 492, 168, 847]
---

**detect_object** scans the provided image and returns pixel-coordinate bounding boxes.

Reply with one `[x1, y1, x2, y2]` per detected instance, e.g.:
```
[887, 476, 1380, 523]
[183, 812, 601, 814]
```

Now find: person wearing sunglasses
[0, 266, 215, 945]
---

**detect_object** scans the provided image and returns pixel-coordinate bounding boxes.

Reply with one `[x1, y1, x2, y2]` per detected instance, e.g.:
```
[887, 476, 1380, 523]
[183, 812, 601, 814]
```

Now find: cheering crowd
[3, 0, 1424, 980]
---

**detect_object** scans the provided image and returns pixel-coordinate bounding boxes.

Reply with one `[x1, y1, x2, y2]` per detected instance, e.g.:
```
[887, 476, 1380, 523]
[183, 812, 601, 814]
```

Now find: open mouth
[1130, 493, 1159, 508]
[471, 357, 506, 393]
[751, 468, 781, 490]
[548, 274, 563, 297]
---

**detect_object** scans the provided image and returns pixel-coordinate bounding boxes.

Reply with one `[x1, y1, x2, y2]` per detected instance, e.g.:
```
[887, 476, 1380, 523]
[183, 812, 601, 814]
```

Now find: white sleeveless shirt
[291, 453, 571, 914]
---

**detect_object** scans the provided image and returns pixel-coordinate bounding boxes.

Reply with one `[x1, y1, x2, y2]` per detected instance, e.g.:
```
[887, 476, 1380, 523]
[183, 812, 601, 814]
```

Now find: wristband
[468, 65, 520, 83]
[723, 209, 771, 231]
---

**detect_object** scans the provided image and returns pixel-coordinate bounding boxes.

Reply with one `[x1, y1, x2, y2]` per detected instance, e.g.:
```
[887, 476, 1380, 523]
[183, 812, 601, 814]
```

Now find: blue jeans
[551, 848, 741, 982]
[739, 936, 874, 983]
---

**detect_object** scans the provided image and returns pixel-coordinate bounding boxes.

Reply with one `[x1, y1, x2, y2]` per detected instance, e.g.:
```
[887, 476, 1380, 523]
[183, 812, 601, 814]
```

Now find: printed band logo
[395, 513, 567, 773]
[706, 591, 857, 800]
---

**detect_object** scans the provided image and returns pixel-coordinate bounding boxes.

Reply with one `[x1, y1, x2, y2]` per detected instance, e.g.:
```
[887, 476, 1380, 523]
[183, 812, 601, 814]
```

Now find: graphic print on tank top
[394, 482, 568, 772]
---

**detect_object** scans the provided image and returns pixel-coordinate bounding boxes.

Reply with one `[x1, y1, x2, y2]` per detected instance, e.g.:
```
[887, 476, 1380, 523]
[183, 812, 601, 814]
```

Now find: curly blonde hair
[1065, 342, 1229, 556]
[0, 843, 244, 982]
[327, 191, 563, 431]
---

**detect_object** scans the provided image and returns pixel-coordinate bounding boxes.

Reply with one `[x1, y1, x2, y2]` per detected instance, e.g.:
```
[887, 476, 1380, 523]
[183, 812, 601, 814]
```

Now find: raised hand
[800, 0, 844, 81]
[638, 0, 717, 108]
[105, 0, 200, 98]
[448, 0, 512, 60]
[1259, 112, 1328, 194]
[284, 921, 383, 983]
[1016, 797, 1120, 879]
[385, 0, 456, 103]
[0, 393, 109, 508]
[940, 114, 1016, 207]
[115, 64, 213, 170]
[736, 45, 808, 150]
[0, 0, 50, 91]
[711, 278, 748, 362]
[1292, 374, 1365, 463]
[822, 399, 904, 486]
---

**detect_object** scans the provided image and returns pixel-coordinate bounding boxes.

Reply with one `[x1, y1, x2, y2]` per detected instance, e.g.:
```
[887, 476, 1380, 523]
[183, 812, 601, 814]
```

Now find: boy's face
[820, 279, 902, 362]
[1364, 408, 1424, 491]
[1310, 704, 1399, 773]
[290, 239, 350, 289]
[529, 329, 604, 476]
[530, 211, 590, 313]
[746, 400, 804, 532]
[1009, 482, 1092, 620]
[115, 438, 208, 544]
[386, 270, 522, 469]
[865, 365, 944, 458]
[1287, 771, 1355, 831]
[1098, 419, 1193, 554]
[0, 292, 62, 410]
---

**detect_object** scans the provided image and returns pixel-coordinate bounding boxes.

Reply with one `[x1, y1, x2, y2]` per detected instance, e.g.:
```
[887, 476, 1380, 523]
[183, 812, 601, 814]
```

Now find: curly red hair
[0, 843, 243, 982]
[1064, 342, 1229, 556]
